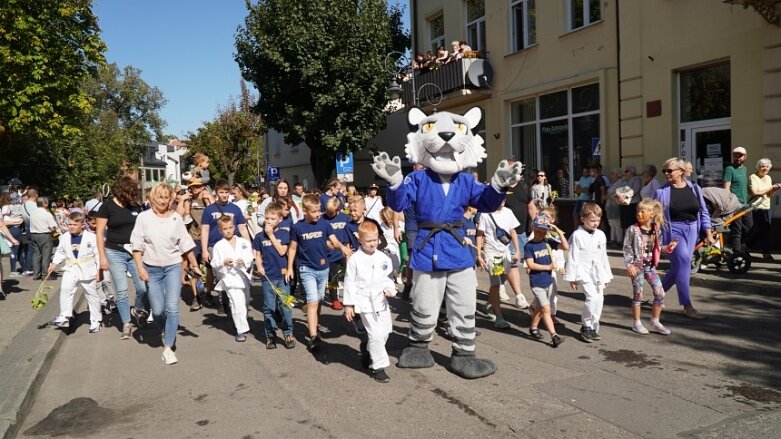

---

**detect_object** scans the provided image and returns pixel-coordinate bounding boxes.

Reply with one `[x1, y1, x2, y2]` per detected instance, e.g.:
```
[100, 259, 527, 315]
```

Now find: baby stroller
[691, 193, 762, 274]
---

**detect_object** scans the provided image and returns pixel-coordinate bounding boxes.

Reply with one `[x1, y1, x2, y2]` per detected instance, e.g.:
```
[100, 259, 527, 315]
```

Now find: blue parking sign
[336, 152, 353, 174]
[267, 166, 280, 182]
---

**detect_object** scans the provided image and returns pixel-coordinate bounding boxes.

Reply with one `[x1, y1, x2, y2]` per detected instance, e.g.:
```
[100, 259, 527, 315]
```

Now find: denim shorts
[299, 265, 329, 303]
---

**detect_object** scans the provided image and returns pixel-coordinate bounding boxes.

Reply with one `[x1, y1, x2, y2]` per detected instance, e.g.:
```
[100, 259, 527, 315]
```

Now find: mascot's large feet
[397, 343, 435, 369]
[447, 348, 496, 379]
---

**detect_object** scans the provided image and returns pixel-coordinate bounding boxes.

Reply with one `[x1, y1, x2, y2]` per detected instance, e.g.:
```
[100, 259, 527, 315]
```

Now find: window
[568, 0, 601, 31]
[466, 0, 486, 53]
[429, 13, 445, 52]
[511, 0, 536, 51]
[510, 83, 601, 198]
[679, 62, 730, 123]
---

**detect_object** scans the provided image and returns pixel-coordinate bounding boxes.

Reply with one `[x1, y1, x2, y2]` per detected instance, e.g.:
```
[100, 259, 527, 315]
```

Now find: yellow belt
[65, 255, 96, 267]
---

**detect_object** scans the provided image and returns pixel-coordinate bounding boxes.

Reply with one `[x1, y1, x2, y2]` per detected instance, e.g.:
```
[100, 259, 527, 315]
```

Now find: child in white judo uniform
[48, 212, 102, 333]
[343, 221, 397, 383]
[211, 216, 254, 342]
[565, 202, 613, 343]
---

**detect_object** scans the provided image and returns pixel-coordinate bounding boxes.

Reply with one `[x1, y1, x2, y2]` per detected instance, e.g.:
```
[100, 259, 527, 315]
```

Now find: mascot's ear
[463, 107, 482, 130]
[408, 107, 427, 128]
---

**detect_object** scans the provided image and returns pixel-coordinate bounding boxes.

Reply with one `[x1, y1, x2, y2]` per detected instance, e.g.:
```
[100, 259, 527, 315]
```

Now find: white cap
[732, 146, 747, 155]
[85, 199, 102, 213]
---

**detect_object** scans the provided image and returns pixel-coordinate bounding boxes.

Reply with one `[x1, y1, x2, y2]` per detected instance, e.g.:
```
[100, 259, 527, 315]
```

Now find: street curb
[0, 292, 83, 439]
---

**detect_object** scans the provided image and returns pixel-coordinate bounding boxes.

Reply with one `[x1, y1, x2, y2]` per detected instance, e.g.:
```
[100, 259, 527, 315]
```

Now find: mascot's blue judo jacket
[387, 169, 505, 271]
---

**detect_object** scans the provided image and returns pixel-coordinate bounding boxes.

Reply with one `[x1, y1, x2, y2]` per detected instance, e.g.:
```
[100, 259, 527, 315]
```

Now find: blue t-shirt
[403, 205, 417, 233]
[203, 202, 246, 247]
[463, 215, 477, 263]
[252, 228, 290, 281]
[524, 238, 559, 288]
[290, 218, 334, 270]
[345, 218, 387, 251]
[71, 234, 83, 258]
[577, 176, 594, 201]
[278, 215, 294, 234]
[326, 212, 350, 263]
[319, 193, 345, 213]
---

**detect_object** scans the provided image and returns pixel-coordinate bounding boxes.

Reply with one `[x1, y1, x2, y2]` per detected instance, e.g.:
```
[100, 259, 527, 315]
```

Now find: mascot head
[405, 107, 487, 175]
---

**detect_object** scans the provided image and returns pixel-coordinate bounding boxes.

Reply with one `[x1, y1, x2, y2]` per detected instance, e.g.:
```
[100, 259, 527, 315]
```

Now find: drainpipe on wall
[615, 0, 623, 166]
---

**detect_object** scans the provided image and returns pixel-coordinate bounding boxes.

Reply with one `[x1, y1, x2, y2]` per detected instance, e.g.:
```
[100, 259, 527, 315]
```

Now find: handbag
[0, 233, 12, 256]
[488, 214, 512, 246]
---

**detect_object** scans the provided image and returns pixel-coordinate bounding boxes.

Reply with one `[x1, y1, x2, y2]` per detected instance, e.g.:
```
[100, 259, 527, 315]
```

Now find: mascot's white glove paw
[491, 160, 524, 191]
[371, 152, 403, 188]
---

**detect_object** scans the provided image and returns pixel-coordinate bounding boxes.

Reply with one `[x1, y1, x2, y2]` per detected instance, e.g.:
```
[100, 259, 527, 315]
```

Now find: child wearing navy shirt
[286, 194, 352, 351]
[253, 202, 295, 349]
[524, 214, 569, 348]
[324, 198, 350, 310]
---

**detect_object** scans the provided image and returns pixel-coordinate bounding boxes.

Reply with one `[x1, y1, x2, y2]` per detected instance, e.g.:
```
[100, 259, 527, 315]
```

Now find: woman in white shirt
[748, 158, 781, 259]
[131, 183, 200, 365]
[639, 164, 661, 200]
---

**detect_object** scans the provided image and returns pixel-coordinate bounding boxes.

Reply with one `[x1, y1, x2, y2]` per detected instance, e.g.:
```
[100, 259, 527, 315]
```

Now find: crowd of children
[23, 154, 696, 381]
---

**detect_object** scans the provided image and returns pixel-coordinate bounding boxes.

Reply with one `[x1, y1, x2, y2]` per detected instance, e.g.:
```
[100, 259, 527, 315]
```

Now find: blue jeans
[145, 263, 181, 348]
[299, 265, 329, 303]
[262, 278, 293, 337]
[105, 247, 148, 324]
[8, 226, 21, 272]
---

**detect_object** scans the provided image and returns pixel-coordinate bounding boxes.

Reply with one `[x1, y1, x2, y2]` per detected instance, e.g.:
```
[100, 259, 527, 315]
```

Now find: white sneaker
[50, 317, 69, 328]
[147, 313, 154, 323]
[650, 321, 671, 335]
[515, 294, 530, 309]
[482, 303, 496, 321]
[632, 321, 649, 334]
[162, 348, 178, 365]
[89, 321, 101, 333]
[499, 285, 511, 302]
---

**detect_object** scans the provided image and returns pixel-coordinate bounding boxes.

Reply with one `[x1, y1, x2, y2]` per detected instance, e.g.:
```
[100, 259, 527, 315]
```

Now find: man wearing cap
[723, 147, 752, 251]
[364, 183, 384, 224]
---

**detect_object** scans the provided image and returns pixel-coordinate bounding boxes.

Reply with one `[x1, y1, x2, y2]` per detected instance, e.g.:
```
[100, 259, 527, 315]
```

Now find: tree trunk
[308, 143, 336, 189]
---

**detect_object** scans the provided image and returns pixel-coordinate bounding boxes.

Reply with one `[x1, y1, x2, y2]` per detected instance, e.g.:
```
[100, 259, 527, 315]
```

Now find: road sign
[336, 152, 354, 182]
[267, 166, 280, 182]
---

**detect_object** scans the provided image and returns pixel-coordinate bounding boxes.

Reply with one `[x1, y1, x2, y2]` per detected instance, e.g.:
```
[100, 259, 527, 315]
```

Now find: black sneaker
[372, 368, 390, 383]
[551, 334, 565, 348]
[580, 327, 593, 343]
[307, 335, 321, 352]
[591, 330, 602, 341]
[400, 284, 411, 302]
[529, 328, 543, 340]
[132, 308, 148, 327]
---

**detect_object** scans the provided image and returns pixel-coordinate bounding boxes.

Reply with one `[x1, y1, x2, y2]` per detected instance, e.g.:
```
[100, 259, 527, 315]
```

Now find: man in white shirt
[364, 184, 384, 224]
[29, 197, 59, 280]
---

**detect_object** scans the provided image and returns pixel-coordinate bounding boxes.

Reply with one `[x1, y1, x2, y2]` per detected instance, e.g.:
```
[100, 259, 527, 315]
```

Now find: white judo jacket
[51, 231, 99, 280]
[564, 227, 614, 285]
[211, 237, 254, 291]
[343, 248, 396, 314]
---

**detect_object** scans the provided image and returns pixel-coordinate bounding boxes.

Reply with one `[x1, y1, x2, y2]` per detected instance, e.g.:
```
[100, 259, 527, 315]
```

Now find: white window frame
[429, 13, 445, 52]
[510, 84, 601, 198]
[510, 0, 535, 52]
[465, 0, 486, 53]
[567, 0, 601, 31]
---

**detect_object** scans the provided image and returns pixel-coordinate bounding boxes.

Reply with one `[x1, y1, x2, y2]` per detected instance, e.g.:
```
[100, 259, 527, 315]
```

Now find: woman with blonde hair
[131, 183, 201, 364]
[653, 158, 714, 319]
[747, 158, 781, 259]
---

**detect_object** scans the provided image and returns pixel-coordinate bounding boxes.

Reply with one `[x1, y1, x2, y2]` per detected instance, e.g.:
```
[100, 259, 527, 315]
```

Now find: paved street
[5, 251, 781, 438]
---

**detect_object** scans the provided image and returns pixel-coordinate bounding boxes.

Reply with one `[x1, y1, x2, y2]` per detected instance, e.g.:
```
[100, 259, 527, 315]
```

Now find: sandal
[120, 324, 132, 340]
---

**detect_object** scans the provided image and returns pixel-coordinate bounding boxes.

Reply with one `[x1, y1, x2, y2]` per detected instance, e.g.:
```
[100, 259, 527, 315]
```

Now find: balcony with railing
[396, 57, 494, 110]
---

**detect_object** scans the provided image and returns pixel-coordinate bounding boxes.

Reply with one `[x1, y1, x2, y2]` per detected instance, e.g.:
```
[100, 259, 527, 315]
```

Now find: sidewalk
[0, 259, 71, 439]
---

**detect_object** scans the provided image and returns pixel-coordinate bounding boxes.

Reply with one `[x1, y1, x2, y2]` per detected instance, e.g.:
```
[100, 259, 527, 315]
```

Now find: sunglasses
[662, 168, 678, 174]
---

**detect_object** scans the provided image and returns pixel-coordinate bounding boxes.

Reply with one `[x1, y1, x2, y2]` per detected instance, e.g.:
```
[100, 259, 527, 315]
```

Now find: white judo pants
[359, 308, 392, 370]
[224, 287, 250, 335]
[580, 281, 604, 332]
[58, 271, 101, 324]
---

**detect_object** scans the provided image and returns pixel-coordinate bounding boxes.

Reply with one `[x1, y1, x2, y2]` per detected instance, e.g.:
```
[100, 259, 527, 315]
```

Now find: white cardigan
[564, 227, 614, 285]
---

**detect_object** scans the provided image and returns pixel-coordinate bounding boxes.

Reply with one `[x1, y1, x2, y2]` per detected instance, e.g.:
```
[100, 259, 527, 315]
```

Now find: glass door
[692, 126, 731, 187]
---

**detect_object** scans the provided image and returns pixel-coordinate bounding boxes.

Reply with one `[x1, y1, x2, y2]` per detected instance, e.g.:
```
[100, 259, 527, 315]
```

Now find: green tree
[186, 81, 263, 186]
[235, 0, 409, 187]
[0, 0, 106, 140]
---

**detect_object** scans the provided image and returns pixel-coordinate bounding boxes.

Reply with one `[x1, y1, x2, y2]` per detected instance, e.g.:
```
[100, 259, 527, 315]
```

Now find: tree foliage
[0, 0, 106, 140]
[235, 0, 410, 186]
[186, 81, 264, 186]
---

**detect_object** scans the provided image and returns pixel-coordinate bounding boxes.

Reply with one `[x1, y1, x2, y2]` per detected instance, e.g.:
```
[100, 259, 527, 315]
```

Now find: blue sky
[93, 0, 410, 140]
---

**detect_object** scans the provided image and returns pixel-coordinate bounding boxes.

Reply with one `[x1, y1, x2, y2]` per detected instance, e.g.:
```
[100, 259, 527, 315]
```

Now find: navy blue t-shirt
[403, 205, 417, 233]
[290, 218, 334, 270]
[524, 238, 559, 289]
[203, 202, 246, 247]
[319, 193, 345, 213]
[326, 212, 350, 263]
[278, 215, 294, 234]
[71, 234, 83, 258]
[345, 218, 387, 251]
[252, 228, 290, 281]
